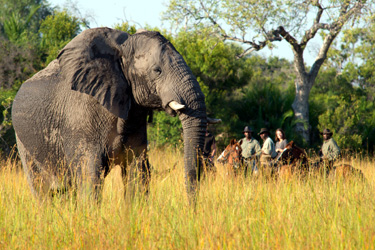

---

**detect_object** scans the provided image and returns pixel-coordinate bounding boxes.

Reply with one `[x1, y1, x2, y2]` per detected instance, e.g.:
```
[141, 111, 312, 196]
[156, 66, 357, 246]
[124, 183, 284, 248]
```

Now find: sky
[49, 0, 167, 28]
[49, 0, 316, 65]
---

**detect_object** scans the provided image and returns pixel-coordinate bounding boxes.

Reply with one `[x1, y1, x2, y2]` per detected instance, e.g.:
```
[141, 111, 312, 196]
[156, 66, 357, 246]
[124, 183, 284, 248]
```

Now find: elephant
[12, 27, 209, 201]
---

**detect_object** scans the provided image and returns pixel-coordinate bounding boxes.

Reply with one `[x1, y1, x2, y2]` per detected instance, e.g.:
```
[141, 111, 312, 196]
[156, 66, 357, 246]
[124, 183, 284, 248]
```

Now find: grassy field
[0, 148, 374, 249]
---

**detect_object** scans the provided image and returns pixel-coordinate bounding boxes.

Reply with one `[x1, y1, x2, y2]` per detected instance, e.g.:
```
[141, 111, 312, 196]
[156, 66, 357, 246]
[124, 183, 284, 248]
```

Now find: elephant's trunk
[177, 87, 207, 201]
[180, 117, 206, 199]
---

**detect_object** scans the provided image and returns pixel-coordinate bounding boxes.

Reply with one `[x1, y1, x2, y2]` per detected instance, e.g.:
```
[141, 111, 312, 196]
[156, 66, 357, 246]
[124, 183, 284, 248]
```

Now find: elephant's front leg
[120, 144, 151, 202]
[135, 150, 151, 195]
[119, 122, 150, 201]
[113, 106, 151, 202]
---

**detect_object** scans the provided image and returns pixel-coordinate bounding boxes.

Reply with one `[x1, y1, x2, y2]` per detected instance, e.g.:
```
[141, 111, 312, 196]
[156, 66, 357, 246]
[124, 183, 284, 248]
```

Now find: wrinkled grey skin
[12, 27, 207, 200]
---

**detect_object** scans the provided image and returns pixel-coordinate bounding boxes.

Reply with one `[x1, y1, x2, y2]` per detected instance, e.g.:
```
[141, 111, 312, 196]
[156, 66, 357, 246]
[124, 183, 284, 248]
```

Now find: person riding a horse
[238, 126, 261, 173]
[257, 128, 277, 167]
[319, 128, 340, 170]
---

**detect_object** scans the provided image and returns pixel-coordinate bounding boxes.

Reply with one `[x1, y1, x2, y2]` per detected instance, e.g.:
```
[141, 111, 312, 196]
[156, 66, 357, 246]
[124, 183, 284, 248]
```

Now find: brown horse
[277, 141, 364, 179]
[276, 141, 309, 177]
[217, 139, 243, 172]
[278, 141, 308, 166]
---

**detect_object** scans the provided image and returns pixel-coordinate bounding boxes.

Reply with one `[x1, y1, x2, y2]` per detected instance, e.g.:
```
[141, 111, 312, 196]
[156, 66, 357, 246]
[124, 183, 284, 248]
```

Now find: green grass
[0, 149, 374, 249]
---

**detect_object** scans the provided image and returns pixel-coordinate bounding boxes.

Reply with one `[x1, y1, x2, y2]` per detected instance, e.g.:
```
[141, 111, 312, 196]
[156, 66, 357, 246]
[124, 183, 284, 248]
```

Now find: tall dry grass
[0, 148, 374, 249]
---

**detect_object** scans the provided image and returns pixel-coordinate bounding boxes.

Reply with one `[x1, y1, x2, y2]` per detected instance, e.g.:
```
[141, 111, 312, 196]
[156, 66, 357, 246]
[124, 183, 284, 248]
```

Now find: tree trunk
[292, 74, 314, 145]
[289, 42, 311, 145]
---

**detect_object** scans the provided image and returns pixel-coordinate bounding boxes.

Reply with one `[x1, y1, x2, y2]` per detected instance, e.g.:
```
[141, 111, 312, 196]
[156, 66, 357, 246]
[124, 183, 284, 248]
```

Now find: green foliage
[1, 1, 375, 155]
[339, 16, 375, 101]
[0, 1, 85, 155]
[0, 37, 37, 88]
[0, 1, 52, 88]
[228, 77, 297, 144]
[0, 89, 17, 154]
[310, 65, 375, 152]
[164, 0, 374, 146]
[3, 5, 41, 44]
[112, 23, 137, 35]
[147, 112, 182, 148]
[317, 97, 367, 152]
[173, 31, 255, 130]
[39, 10, 82, 65]
[215, 55, 296, 145]
[172, 30, 251, 92]
[0, 0, 52, 36]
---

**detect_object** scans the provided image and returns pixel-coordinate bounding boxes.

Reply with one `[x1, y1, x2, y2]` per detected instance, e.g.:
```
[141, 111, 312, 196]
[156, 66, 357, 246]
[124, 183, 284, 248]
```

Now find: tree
[163, 0, 373, 145]
[0, 36, 37, 88]
[0, 0, 52, 41]
[39, 10, 82, 65]
[0, 0, 52, 88]
[338, 14, 375, 101]
[317, 96, 369, 153]
[112, 22, 138, 35]
[0, 89, 17, 154]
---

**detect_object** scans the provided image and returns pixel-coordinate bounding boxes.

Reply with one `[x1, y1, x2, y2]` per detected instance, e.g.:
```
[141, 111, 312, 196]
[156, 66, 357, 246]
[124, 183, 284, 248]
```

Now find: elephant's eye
[153, 66, 162, 76]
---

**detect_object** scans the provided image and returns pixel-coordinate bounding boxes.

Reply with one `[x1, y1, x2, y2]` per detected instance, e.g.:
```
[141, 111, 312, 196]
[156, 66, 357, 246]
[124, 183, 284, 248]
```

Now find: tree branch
[309, 1, 364, 79]
[275, 26, 301, 53]
[199, 0, 227, 34]
[221, 32, 282, 58]
[300, 1, 325, 47]
[331, 1, 363, 33]
[235, 47, 257, 59]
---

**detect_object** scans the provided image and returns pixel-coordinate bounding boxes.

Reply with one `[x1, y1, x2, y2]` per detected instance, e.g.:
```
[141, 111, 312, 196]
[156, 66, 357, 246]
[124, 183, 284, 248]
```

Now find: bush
[318, 95, 375, 153]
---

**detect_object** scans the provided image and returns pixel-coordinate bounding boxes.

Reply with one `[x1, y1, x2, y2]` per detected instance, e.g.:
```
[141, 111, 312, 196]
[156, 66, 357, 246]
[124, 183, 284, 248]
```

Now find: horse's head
[221, 139, 242, 168]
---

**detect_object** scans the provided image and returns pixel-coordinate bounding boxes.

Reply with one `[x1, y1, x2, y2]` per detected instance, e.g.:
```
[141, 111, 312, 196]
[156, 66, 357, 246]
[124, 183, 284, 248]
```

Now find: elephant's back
[13, 60, 60, 126]
[12, 60, 62, 162]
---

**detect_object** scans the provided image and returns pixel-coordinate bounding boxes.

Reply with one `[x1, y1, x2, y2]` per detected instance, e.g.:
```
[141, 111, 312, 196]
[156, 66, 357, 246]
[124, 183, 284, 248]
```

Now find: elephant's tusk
[207, 117, 222, 124]
[168, 101, 185, 111]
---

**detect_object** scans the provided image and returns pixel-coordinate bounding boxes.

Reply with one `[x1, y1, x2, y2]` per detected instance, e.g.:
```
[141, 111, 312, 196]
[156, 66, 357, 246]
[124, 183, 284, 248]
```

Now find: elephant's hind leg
[16, 135, 55, 199]
[73, 152, 109, 202]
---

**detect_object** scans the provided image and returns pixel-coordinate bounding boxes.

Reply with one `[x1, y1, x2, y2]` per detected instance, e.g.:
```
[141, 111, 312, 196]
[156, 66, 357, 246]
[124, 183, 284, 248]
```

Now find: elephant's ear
[58, 28, 131, 120]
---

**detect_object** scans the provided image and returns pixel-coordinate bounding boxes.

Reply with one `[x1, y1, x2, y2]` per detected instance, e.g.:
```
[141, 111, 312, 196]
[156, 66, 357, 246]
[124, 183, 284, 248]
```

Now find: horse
[217, 139, 244, 174]
[275, 141, 309, 177]
[276, 141, 364, 179]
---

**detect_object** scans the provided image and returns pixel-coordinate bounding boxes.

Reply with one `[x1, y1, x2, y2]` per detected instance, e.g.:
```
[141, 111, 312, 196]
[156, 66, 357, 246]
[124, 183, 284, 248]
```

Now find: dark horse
[277, 141, 364, 178]
[277, 141, 308, 166]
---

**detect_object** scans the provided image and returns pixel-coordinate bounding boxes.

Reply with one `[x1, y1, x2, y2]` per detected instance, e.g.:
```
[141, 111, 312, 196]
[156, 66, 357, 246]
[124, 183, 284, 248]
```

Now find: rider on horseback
[238, 126, 261, 173]
[257, 128, 278, 167]
[319, 128, 340, 170]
